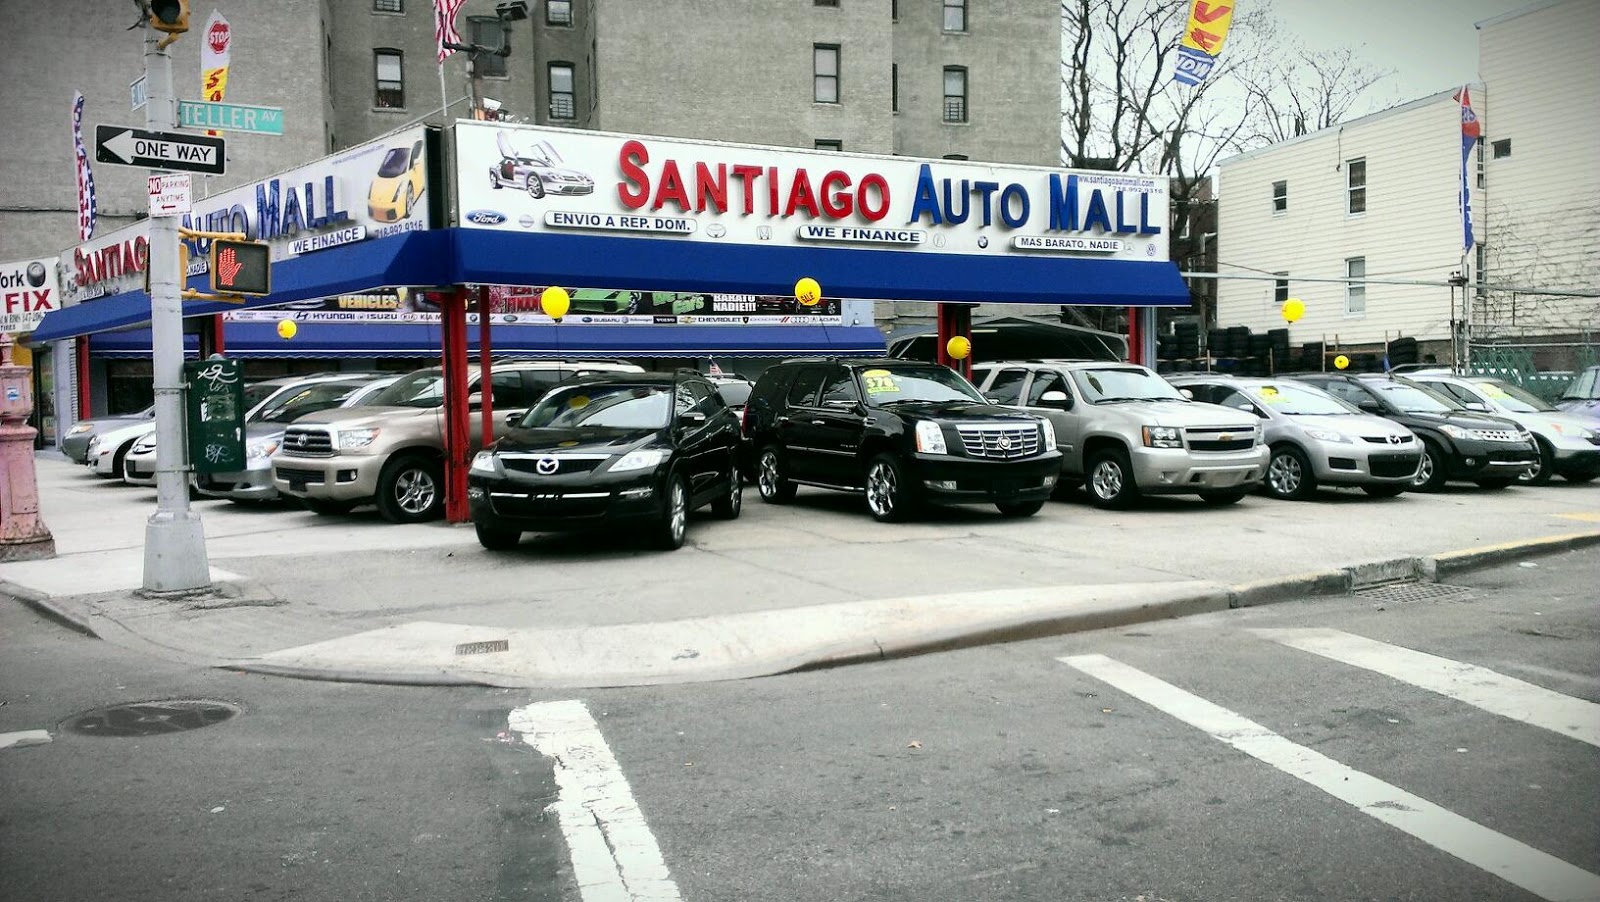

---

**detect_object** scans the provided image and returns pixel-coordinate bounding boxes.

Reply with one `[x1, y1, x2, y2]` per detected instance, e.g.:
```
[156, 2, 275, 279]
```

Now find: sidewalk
[4, 457, 1598, 688]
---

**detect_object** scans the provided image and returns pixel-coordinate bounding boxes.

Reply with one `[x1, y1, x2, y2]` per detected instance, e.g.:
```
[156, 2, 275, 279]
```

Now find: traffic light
[210, 240, 271, 297]
[149, 0, 189, 35]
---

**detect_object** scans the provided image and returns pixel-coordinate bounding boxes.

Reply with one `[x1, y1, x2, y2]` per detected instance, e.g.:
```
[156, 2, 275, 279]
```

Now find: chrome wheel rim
[395, 468, 437, 514]
[1519, 454, 1542, 483]
[669, 482, 686, 542]
[526, 177, 543, 199]
[728, 475, 742, 512]
[758, 452, 780, 498]
[1091, 460, 1123, 500]
[866, 462, 897, 516]
[1414, 451, 1435, 487]
[1268, 453, 1302, 496]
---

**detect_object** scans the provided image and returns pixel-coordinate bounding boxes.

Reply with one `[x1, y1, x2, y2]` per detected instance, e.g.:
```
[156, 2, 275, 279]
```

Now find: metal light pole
[142, 27, 210, 592]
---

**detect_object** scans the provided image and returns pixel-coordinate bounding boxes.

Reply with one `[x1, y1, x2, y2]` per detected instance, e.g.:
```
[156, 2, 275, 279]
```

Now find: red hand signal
[217, 246, 243, 285]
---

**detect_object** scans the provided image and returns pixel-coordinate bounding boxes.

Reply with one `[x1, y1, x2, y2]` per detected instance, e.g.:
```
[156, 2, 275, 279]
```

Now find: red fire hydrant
[0, 333, 55, 562]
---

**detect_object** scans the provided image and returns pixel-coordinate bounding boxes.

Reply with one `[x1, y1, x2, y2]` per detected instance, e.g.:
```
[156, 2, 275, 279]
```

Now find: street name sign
[130, 75, 147, 111]
[95, 125, 226, 175]
[178, 100, 284, 136]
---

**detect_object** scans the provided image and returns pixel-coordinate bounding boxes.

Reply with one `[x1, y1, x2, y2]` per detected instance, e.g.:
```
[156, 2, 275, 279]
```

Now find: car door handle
[776, 415, 791, 424]
[811, 419, 826, 426]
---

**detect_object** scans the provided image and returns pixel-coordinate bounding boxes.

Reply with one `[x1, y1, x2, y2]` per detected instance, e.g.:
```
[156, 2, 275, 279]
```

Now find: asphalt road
[4, 549, 1597, 901]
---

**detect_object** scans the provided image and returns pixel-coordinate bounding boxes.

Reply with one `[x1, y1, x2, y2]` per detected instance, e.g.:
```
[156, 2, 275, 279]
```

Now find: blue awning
[86, 322, 886, 360]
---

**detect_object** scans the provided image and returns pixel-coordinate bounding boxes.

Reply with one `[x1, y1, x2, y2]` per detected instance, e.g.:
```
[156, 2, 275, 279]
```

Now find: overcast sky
[1269, 0, 1532, 100]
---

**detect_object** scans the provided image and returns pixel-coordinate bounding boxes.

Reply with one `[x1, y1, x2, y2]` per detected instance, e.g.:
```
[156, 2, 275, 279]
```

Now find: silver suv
[972, 360, 1268, 508]
[272, 360, 642, 522]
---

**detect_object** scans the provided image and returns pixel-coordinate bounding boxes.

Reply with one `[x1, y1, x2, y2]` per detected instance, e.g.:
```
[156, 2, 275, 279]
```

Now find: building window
[1476, 139, 1486, 188]
[942, 66, 967, 123]
[548, 62, 575, 119]
[943, 154, 968, 160]
[1492, 138, 1511, 159]
[1271, 180, 1287, 213]
[1346, 158, 1366, 215]
[1273, 273, 1289, 304]
[1345, 257, 1366, 316]
[373, 0, 402, 12]
[891, 0, 898, 20]
[546, 0, 572, 26]
[814, 44, 839, 104]
[1474, 243, 1487, 298]
[891, 63, 898, 112]
[943, 0, 966, 31]
[815, 139, 842, 151]
[374, 49, 404, 109]
[814, 0, 838, 5]
[471, 18, 507, 77]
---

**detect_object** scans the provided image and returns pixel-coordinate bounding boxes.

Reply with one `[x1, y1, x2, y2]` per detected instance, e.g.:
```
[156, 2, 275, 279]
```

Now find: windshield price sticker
[862, 370, 899, 394]
[1254, 386, 1288, 404]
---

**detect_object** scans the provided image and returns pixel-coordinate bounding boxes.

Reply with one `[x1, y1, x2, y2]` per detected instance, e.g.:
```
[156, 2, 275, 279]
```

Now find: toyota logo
[535, 457, 559, 475]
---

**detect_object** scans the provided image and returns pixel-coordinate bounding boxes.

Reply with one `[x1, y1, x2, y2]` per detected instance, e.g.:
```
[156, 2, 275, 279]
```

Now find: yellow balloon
[946, 335, 972, 360]
[1281, 298, 1305, 323]
[541, 286, 571, 321]
[276, 319, 297, 340]
[794, 276, 822, 307]
[1334, 354, 1350, 370]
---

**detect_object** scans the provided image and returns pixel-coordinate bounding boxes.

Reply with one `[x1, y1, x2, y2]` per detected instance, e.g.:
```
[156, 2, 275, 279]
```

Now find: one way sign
[95, 125, 226, 175]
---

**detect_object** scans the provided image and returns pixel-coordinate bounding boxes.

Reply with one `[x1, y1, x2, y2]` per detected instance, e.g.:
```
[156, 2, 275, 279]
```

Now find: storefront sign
[455, 122, 1169, 263]
[0, 256, 62, 334]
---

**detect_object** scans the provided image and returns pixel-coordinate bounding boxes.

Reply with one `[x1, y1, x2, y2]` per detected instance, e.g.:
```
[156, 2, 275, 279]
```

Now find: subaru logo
[466, 209, 507, 225]
[535, 457, 559, 475]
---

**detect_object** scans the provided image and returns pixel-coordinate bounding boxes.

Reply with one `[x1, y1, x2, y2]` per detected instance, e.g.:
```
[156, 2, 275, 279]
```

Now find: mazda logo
[1388, 435, 1404, 444]
[535, 457, 559, 475]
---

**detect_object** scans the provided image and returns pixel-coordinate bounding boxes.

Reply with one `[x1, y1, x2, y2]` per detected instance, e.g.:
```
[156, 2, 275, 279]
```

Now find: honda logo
[535, 457, 559, 475]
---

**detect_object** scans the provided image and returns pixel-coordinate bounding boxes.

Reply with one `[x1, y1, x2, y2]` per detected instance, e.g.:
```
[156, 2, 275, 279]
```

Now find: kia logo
[467, 210, 508, 225]
[535, 458, 559, 475]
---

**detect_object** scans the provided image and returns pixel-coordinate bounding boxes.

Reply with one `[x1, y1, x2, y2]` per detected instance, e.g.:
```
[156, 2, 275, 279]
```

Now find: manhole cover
[64, 700, 242, 738]
[1355, 581, 1475, 604]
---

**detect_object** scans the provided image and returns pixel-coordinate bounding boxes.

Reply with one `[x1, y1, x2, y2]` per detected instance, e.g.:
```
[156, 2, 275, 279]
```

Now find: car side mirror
[1358, 400, 1382, 414]
[1178, 388, 1195, 400]
[1039, 390, 1073, 409]
[467, 392, 484, 410]
[677, 411, 707, 428]
[504, 411, 520, 427]
[1465, 401, 1491, 413]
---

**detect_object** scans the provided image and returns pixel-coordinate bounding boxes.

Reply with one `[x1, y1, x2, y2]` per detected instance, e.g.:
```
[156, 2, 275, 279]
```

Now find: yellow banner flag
[1179, 0, 1235, 57]
[200, 10, 232, 136]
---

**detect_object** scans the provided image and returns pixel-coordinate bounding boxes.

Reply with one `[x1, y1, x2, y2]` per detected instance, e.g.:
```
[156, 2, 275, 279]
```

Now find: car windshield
[1073, 366, 1186, 403]
[520, 384, 672, 429]
[368, 371, 449, 408]
[1473, 380, 1555, 413]
[1248, 382, 1357, 415]
[242, 383, 280, 412]
[860, 366, 986, 407]
[254, 382, 365, 424]
[715, 382, 752, 407]
[1372, 381, 1456, 414]
[377, 148, 410, 177]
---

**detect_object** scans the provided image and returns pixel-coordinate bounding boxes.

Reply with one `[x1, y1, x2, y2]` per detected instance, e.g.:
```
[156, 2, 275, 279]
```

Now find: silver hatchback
[1168, 375, 1421, 500]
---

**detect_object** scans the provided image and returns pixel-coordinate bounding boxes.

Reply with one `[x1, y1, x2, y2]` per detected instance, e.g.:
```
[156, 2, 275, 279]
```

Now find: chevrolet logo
[1218, 433, 1233, 442]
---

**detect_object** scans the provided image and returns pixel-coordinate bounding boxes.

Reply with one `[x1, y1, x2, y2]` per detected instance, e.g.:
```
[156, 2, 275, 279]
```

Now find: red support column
[75, 337, 90, 419]
[478, 286, 494, 449]
[1126, 307, 1143, 365]
[212, 314, 226, 355]
[934, 303, 973, 379]
[442, 287, 472, 524]
[935, 304, 953, 368]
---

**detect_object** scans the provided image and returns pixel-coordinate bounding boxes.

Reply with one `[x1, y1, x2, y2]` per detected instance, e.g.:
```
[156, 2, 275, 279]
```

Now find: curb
[1423, 529, 1600, 579]
[1, 581, 98, 638]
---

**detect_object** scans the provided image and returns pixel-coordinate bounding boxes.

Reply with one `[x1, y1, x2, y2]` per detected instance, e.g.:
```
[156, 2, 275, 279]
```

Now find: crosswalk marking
[1059, 653, 1600, 902]
[509, 700, 682, 902]
[1252, 628, 1600, 748]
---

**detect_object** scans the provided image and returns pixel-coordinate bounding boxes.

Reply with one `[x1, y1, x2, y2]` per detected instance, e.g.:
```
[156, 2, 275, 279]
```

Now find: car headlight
[611, 448, 667, 473]
[470, 450, 501, 476]
[133, 439, 157, 454]
[1041, 419, 1057, 452]
[1305, 429, 1350, 444]
[248, 440, 279, 460]
[1142, 425, 1182, 449]
[1439, 425, 1470, 440]
[915, 421, 948, 455]
[68, 423, 94, 436]
[338, 428, 380, 450]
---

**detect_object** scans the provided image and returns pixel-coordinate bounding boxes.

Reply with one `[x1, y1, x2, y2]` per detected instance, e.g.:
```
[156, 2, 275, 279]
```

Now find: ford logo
[466, 209, 507, 225]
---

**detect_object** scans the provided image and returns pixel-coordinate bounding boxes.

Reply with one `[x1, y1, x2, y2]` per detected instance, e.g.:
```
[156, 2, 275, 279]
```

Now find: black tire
[475, 520, 522, 551]
[996, 500, 1045, 518]
[756, 446, 797, 503]
[403, 182, 415, 217]
[864, 453, 918, 523]
[1412, 441, 1449, 492]
[1264, 445, 1318, 500]
[525, 175, 545, 199]
[111, 441, 135, 482]
[1085, 448, 1139, 510]
[710, 471, 743, 519]
[1518, 438, 1555, 486]
[1199, 491, 1246, 506]
[1475, 478, 1514, 490]
[375, 454, 444, 523]
[652, 475, 688, 550]
[302, 498, 357, 516]
[1563, 471, 1598, 484]
[1362, 484, 1407, 498]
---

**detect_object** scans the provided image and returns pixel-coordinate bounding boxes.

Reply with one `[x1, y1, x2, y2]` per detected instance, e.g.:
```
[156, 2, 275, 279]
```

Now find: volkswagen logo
[535, 457, 559, 475]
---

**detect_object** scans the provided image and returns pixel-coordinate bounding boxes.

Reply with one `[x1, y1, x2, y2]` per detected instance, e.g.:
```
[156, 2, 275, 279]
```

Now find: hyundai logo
[535, 457, 559, 475]
[466, 209, 508, 225]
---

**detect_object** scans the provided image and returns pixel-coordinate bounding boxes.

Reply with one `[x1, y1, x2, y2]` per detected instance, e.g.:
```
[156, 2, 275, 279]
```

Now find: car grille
[955, 424, 1040, 460]
[275, 466, 327, 486]
[280, 427, 335, 456]
[1361, 435, 1413, 445]
[1185, 427, 1256, 452]
[500, 455, 605, 476]
[491, 491, 609, 518]
[1477, 429, 1525, 443]
[1488, 449, 1534, 464]
[1367, 454, 1421, 478]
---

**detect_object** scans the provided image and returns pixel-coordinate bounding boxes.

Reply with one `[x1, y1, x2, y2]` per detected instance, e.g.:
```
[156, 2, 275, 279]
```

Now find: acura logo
[535, 457, 559, 475]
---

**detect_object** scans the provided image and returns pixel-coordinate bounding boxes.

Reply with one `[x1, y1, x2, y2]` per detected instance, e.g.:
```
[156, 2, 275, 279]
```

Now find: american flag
[1454, 86, 1482, 253]
[434, 0, 468, 62]
[71, 91, 97, 241]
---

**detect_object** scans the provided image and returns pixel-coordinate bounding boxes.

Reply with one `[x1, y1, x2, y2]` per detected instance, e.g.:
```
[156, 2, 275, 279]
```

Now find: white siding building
[1215, 0, 1599, 367]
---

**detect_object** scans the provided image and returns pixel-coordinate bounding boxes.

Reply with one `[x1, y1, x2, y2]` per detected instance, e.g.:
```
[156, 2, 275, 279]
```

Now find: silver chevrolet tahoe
[271, 360, 642, 522]
[972, 360, 1269, 508]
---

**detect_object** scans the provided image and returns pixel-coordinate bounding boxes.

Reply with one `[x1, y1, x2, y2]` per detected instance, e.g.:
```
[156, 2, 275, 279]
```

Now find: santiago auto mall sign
[454, 122, 1170, 262]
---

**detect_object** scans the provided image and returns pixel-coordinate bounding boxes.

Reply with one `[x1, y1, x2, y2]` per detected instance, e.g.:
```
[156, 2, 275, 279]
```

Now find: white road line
[1252, 628, 1600, 748]
[509, 700, 682, 902]
[1059, 653, 1600, 902]
[0, 730, 52, 750]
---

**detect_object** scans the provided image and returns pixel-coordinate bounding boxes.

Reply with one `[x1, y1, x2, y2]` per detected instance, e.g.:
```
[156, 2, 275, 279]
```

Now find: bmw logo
[977, 235, 989, 249]
[466, 209, 508, 225]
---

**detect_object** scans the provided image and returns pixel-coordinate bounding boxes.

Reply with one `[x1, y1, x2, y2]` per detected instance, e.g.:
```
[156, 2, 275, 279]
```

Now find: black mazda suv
[468, 371, 743, 551]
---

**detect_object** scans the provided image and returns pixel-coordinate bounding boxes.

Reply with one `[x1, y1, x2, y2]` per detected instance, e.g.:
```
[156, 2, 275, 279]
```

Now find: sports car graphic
[368, 139, 426, 222]
[488, 131, 594, 199]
